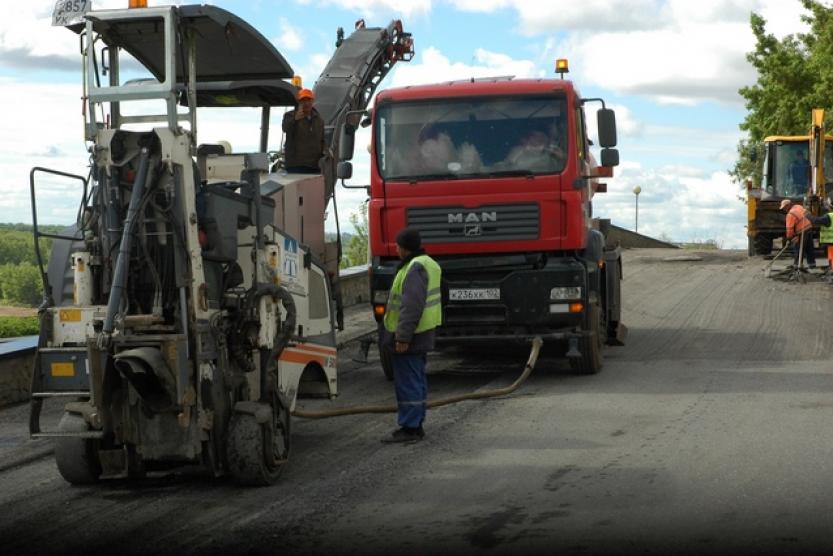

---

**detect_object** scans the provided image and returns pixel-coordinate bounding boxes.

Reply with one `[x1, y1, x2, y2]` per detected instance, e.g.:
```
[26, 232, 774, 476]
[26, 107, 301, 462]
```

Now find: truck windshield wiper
[387, 173, 460, 182]
[486, 170, 535, 177]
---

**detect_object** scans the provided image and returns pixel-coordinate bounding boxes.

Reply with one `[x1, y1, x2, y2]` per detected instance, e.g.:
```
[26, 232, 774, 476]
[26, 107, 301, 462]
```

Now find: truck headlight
[550, 286, 582, 300]
[373, 290, 390, 304]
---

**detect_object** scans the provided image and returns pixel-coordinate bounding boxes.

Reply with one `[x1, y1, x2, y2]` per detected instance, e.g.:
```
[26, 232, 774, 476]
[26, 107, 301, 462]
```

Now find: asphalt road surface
[0, 248, 831, 554]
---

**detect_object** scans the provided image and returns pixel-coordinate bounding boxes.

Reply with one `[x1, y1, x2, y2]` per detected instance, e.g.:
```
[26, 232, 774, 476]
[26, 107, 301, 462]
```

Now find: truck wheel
[569, 303, 603, 375]
[227, 398, 290, 486]
[380, 347, 395, 381]
[54, 412, 101, 485]
[753, 234, 773, 256]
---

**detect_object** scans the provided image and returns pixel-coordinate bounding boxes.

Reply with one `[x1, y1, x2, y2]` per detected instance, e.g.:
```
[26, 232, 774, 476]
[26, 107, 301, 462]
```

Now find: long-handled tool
[765, 241, 792, 278]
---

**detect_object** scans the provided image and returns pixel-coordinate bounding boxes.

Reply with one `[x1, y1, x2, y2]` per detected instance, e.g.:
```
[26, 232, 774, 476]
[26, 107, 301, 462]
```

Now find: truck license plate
[449, 288, 500, 301]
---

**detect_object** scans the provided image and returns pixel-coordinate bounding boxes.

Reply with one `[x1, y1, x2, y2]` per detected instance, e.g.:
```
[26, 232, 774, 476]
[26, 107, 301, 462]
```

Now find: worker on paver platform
[282, 88, 326, 173]
[380, 228, 442, 443]
[781, 198, 816, 268]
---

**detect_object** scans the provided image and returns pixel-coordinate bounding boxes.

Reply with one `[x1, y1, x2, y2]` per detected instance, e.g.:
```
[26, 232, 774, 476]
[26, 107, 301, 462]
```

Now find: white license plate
[52, 0, 91, 27]
[449, 288, 500, 301]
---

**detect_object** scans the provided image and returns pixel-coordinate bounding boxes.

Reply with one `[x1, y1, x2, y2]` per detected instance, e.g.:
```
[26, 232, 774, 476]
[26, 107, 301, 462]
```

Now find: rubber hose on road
[291, 336, 543, 419]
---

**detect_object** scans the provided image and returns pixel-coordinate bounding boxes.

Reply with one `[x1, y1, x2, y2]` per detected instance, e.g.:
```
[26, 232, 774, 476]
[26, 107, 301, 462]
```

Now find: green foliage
[341, 201, 369, 268]
[0, 224, 61, 265]
[0, 316, 39, 338]
[0, 263, 44, 306]
[734, 1, 833, 183]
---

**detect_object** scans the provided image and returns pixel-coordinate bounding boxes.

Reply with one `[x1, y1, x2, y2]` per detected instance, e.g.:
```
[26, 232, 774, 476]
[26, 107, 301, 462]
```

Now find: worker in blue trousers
[380, 228, 442, 443]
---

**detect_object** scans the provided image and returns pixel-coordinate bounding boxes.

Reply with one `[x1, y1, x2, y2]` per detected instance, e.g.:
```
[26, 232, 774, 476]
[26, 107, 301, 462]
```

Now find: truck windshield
[375, 96, 568, 181]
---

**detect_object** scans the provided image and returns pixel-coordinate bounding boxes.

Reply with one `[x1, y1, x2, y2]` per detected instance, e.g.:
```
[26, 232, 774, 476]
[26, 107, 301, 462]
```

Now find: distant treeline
[0, 223, 67, 306]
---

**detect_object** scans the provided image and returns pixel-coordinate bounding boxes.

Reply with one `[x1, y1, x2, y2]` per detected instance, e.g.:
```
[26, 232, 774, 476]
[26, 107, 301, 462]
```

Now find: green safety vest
[384, 255, 442, 334]
[820, 212, 833, 244]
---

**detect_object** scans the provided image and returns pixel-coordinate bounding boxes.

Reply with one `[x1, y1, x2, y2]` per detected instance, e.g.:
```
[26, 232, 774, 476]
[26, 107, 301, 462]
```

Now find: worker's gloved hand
[395, 341, 410, 353]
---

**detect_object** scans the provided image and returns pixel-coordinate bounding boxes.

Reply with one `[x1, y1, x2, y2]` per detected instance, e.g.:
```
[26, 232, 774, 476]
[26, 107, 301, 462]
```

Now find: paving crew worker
[282, 88, 326, 173]
[380, 227, 442, 443]
[780, 198, 816, 268]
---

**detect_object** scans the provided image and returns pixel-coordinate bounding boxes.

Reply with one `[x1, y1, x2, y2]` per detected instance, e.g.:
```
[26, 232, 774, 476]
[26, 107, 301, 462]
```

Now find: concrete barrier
[0, 336, 37, 407]
[340, 265, 370, 307]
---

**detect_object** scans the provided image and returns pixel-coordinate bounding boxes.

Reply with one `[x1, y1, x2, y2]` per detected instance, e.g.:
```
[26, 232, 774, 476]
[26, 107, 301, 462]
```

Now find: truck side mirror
[337, 161, 353, 180]
[339, 124, 356, 161]
[597, 108, 617, 148]
[601, 148, 619, 167]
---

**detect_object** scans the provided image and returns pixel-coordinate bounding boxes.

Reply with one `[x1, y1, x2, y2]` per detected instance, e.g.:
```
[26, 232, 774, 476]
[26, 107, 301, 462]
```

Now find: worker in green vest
[380, 227, 442, 443]
[813, 199, 833, 280]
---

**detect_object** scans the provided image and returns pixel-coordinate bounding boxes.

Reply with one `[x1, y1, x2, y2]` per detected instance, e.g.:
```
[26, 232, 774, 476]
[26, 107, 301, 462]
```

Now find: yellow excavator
[747, 109, 833, 255]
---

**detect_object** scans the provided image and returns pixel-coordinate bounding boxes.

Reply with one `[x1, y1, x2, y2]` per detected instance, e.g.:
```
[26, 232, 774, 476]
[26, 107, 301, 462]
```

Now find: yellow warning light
[291, 75, 303, 88]
[569, 302, 584, 314]
[556, 58, 569, 78]
[373, 304, 386, 317]
[129, 0, 149, 8]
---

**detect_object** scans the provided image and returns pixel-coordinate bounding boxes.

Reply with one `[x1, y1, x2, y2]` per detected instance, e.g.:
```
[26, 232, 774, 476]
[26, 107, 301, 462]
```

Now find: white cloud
[595, 166, 747, 248]
[272, 17, 303, 52]
[390, 46, 538, 87]
[299, 0, 433, 18]
[568, 21, 756, 106]
[450, 0, 664, 32]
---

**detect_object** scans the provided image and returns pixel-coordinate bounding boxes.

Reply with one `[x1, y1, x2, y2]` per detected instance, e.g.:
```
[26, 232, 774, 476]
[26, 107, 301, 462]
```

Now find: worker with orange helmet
[282, 88, 326, 173]
[780, 198, 816, 268]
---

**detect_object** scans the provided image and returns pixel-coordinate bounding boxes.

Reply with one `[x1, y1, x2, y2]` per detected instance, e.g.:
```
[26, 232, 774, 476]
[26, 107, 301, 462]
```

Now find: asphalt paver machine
[29, 3, 412, 485]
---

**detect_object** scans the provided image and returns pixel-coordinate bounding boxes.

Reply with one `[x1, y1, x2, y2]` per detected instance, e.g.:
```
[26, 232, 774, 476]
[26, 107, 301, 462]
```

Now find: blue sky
[0, 0, 811, 248]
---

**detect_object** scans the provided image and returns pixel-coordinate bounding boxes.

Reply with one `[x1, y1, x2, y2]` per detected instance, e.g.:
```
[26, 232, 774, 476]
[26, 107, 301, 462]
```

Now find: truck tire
[380, 347, 395, 381]
[753, 234, 773, 256]
[569, 303, 603, 375]
[54, 412, 101, 485]
[227, 398, 290, 486]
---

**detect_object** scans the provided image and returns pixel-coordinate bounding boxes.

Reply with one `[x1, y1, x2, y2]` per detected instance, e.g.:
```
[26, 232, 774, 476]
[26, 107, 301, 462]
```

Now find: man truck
[338, 63, 625, 377]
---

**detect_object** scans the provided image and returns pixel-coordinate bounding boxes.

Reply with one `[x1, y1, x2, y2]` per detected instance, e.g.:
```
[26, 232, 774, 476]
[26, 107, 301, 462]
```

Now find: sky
[0, 0, 813, 248]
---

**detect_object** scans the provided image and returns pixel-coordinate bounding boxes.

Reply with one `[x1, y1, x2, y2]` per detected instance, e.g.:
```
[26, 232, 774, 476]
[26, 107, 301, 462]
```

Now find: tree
[0, 263, 43, 306]
[342, 201, 369, 268]
[732, 1, 833, 184]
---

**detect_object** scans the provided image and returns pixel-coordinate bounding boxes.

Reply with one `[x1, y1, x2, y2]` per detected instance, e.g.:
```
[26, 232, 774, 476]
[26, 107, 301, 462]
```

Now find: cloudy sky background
[0, 0, 812, 247]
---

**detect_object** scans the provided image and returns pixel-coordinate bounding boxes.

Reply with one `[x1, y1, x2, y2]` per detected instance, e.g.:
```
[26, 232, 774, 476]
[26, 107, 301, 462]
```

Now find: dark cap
[395, 227, 421, 252]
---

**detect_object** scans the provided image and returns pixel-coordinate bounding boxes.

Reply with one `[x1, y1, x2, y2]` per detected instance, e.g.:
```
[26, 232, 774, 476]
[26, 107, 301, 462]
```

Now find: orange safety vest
[785, 205, 812, 239]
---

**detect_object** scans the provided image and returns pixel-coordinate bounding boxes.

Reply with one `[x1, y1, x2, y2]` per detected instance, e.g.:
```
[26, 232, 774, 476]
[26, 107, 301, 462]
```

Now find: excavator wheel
[753, 234, 773, 256]
[226, 394, 290, 486]
[54, 412, 102, 485]
[569, 302, 603, 375]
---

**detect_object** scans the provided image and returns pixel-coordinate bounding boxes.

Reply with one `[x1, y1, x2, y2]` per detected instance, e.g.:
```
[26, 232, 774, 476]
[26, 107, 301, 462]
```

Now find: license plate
[52, 0, 91, 27]
[449, 288, 500, 301]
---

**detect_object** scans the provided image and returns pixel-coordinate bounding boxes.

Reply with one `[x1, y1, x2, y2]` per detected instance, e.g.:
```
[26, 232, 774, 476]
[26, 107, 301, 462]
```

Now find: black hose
[103, 148, 151, 336]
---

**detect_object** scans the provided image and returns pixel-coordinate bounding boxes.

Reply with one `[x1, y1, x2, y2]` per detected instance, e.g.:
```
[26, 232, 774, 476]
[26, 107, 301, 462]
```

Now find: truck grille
[407, 204, 539, 243]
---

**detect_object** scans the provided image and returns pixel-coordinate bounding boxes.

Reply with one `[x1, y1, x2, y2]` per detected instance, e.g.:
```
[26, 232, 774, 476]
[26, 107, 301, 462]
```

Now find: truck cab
[352, 75, 624, 376]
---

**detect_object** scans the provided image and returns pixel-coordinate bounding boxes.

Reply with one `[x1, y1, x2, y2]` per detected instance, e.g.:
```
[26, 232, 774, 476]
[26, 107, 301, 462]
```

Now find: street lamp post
[633, 185, 642, 233]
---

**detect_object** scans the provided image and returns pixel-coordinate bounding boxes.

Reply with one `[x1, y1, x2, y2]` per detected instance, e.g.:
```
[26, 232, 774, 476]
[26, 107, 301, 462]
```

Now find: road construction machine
[747, 109, 833, 255]
[30, 1, 412, 485]
[337, 60, 625, 378]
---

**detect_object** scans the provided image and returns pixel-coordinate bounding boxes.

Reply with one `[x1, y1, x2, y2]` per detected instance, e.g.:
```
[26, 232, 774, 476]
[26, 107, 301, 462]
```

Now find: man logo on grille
[447, 211, 497, 224]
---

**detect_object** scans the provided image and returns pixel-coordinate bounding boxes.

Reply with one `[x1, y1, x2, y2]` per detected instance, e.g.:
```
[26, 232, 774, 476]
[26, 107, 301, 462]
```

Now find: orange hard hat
[298, 88, 314, 101]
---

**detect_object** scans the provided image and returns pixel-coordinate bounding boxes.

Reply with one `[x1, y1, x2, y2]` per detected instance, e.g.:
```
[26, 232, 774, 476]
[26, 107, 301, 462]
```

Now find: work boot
[381, 427, 425, 444]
